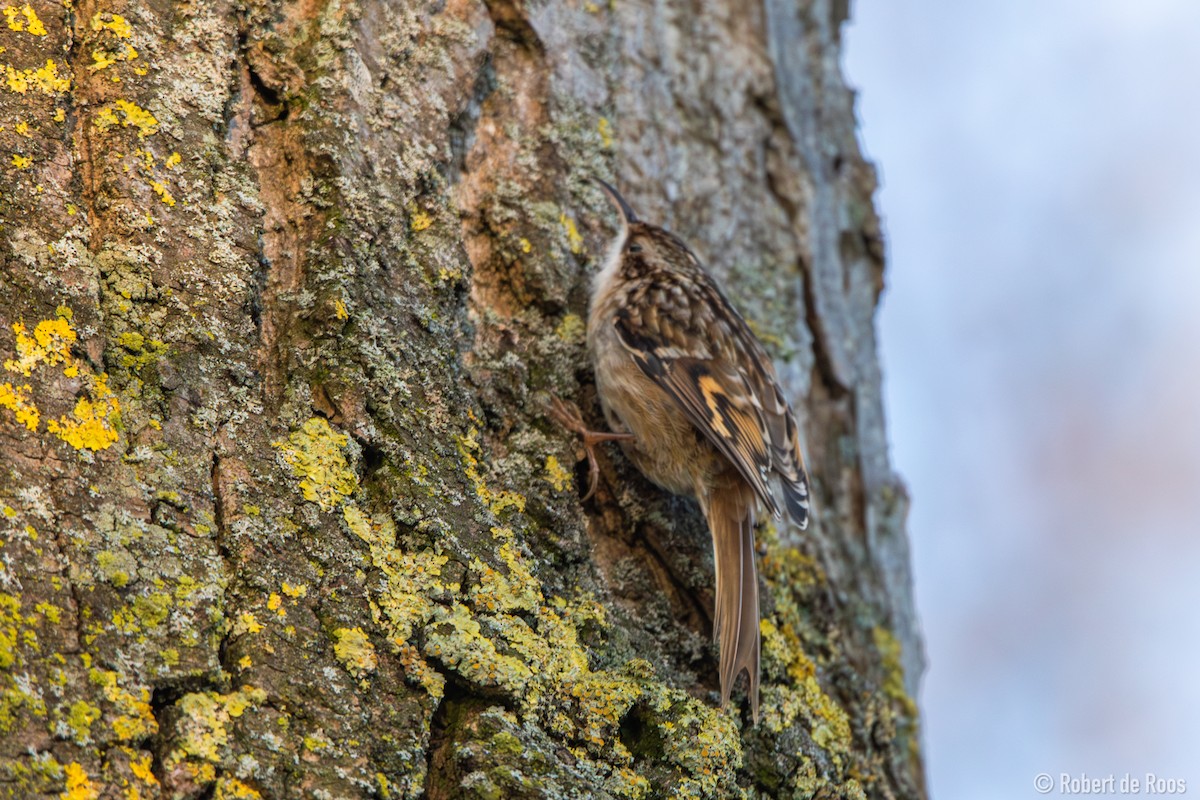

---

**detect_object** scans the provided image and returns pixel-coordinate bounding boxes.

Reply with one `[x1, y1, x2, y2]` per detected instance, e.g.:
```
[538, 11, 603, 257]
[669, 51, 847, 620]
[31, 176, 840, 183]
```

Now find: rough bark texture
[0, 0, 923, 797]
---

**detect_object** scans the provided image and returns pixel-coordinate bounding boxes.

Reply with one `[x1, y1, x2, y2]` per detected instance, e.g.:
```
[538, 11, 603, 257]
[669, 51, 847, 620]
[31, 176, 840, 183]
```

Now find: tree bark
[0, 0, 924, 797]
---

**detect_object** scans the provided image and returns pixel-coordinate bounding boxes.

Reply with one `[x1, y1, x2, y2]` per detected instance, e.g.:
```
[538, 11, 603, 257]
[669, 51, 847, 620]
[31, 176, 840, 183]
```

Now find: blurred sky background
[844, 2, 1200, 798]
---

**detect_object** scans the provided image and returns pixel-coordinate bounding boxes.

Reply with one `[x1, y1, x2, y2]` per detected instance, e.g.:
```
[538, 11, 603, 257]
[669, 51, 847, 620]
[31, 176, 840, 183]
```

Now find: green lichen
[131, 592, 171, 628]
[164, 686, 267, 785]
[0, 593, 51, 737]
[554, 312, 585, 344]
[274, 417, 359, 510]
[0, 593, 21, 670]
[344, 502, 449, 698]
[455, 426, 526, 516]
[873, 626, 918, 718]
[759, 616, 852, 758]
[332, 627, 378, 678]
[59, 699, 101, 744]
[375, 512, 744, 795]
[0, 751, 65, 797]
[113, 330, 168, 371]
[95, 549, 134, 587]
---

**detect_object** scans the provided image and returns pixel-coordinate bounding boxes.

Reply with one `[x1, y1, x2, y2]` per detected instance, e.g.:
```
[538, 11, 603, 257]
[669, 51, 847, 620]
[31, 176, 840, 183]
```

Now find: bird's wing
[613, 270, 809, 523]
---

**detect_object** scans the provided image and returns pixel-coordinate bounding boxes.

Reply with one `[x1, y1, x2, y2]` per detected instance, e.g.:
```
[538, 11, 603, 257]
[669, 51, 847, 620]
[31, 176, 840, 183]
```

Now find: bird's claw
[546, 396, 634, 502]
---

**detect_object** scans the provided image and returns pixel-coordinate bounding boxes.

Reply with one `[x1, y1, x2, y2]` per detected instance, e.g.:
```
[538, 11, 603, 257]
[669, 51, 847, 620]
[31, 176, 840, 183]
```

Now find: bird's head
[594, 178, 702, 277]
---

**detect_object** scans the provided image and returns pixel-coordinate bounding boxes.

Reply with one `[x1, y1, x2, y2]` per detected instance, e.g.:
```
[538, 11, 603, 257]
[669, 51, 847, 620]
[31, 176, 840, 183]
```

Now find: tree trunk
[0, 0, 924, 796]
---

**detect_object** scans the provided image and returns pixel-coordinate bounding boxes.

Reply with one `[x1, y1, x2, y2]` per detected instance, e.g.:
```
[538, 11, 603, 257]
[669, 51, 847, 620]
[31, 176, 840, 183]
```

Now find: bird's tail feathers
[702, 480, 761, 723]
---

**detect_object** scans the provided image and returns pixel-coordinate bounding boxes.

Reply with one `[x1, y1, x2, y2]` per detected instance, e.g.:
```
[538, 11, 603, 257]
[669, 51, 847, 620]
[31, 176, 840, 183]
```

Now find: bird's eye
[628, 243, 643, 253]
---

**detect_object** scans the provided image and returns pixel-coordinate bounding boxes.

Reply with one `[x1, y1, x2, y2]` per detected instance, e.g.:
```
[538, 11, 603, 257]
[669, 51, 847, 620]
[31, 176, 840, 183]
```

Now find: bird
[552, 178, 811, 722]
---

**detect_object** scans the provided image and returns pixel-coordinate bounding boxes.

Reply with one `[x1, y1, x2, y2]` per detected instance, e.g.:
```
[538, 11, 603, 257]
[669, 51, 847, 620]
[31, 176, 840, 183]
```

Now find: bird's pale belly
[591, 329, 725, 498]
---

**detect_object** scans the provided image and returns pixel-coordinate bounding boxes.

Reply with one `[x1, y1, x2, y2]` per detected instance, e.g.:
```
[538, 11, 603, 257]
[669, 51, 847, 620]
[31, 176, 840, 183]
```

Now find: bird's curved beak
[593, 178, 639, 225]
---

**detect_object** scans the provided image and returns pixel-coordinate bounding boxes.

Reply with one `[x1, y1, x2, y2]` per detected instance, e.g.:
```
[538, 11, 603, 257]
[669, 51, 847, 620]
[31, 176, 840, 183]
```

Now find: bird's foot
[547, 396, 634, 501]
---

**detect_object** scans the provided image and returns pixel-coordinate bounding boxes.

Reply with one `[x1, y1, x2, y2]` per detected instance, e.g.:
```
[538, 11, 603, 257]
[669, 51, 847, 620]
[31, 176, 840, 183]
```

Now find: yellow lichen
[0, 313, 123, 446]
[560, 212, 585, 254]
[379, 553, 445, 644]
[332, 627, 378, 678]
[335, 454, 745, 792]
[409, 204, 432, 232]
[89, 670, 157, 743]
[130, 592, 171, 628]
[4, 313, 77, 376]
[129, 754, 157, 785]
[148, 179, 174, 206]
[542, 454, 571, 492]
[90, 11, 131, 37]
[274, 417, 359, 510]
[13, 120, 28, 136]
[34, 602, 61, 623]
[87, 20, 139, 71]
[88, 48, 117, 71]
[425, 601, 534, 691]
[3, 67, 24, 93]
[333, 298, 348, 320]
[111, 712, 152, 741]
[597, 116, 613, 148]
[95, 550, 132, 587]
[94, 99, 158, 138]
[342, 505, 370, 541]
[10, 153, 31, 169]
[4, 4, 46, 35]
[0, 381, 39, 430]
[60, 762, 98, 800]
[4, 59, 71, 95]
[230, 611, 263, 635]
[339, 502, 449, 696]
[46, 374, 122, 451]
[214, 778, 262, 799]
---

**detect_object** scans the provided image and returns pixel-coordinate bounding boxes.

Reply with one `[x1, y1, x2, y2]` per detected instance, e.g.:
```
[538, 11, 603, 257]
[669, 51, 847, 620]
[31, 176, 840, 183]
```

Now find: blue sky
[844, 2, 1200, 797]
